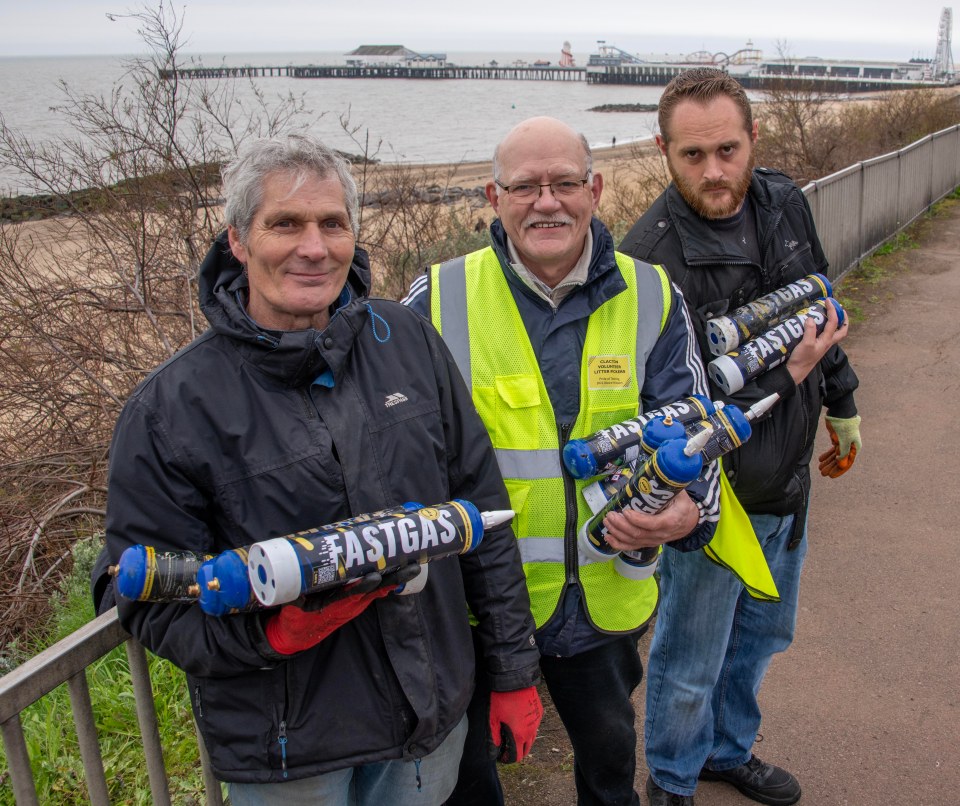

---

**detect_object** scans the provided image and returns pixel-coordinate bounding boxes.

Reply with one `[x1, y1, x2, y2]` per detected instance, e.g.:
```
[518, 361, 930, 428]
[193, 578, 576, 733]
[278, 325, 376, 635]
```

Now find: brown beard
[668, 149, 755, 220]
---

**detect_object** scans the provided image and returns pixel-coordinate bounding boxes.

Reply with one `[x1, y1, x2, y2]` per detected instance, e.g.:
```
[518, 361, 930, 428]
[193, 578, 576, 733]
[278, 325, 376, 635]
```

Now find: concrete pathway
[741, 196, 960, 806]
[503, 196, 960, 806]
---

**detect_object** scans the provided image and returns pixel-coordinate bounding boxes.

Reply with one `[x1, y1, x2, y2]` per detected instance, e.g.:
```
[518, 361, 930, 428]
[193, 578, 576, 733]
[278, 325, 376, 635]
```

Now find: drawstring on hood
[365, 303, 391, 343]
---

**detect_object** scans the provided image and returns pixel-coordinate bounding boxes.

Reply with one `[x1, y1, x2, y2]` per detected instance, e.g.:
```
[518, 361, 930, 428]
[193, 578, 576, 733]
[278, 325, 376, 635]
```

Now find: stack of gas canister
[561, 273, 842, 577]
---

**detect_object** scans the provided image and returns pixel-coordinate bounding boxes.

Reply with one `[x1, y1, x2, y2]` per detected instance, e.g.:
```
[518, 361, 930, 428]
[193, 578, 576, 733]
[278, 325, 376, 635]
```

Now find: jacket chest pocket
[770, 242, 816, 288]
[475, 374, 542, 451]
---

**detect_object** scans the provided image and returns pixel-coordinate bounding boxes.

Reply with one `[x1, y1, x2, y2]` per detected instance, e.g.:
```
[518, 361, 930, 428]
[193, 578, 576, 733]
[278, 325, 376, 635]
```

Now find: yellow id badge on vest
[587, 355, 631, 389]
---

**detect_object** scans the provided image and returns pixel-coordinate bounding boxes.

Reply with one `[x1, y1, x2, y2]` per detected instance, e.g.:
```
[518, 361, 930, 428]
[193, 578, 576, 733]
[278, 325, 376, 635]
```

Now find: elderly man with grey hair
[104, 134, 541, 805]
[404, 117, 720, 806]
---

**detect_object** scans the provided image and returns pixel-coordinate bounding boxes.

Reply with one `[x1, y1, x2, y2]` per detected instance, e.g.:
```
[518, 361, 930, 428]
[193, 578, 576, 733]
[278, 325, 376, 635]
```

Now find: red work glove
[488, 686, 543, 764]
[818, 415, 862, 478]
[265, 584, 392, 655]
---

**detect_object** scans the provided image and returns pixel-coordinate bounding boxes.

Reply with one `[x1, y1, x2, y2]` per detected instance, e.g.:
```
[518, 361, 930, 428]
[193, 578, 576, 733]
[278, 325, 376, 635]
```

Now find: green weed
[0, 538, 216, 805]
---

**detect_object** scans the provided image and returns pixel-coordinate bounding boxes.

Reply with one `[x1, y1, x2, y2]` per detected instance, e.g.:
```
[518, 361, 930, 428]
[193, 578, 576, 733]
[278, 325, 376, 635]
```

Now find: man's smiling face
[227, 170, 356, 331]
[486, 117, 602, 287]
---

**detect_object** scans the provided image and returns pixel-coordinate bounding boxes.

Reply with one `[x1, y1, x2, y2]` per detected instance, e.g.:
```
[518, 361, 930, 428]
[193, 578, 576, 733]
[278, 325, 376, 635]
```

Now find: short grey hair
[222, 134, 360, 242]
[492, 132, 593, 189]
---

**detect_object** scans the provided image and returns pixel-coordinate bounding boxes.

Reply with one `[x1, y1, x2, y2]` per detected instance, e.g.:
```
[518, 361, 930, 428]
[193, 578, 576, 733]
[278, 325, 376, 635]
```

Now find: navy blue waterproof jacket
[620, 169, 859, 519]
[105, 232, 540, 783]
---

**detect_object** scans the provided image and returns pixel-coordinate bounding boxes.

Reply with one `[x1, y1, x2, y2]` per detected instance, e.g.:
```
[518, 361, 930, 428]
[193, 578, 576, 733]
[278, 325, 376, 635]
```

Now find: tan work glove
[818, 415, 862, 478]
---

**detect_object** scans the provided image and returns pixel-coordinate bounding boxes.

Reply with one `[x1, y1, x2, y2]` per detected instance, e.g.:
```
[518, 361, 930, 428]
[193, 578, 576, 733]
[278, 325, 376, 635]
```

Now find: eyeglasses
[495, 176, 590, 201]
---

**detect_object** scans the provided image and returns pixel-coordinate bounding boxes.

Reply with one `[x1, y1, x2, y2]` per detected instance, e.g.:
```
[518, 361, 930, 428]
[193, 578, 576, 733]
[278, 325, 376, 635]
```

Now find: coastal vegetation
[597, 82, 960, 237]
[587, 103, 659, 112]
[753, 80, 960, 186]
[0, 3, 958, 801]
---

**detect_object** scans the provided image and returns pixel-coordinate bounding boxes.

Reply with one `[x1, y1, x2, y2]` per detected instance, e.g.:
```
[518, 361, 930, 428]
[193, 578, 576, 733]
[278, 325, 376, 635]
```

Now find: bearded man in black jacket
[620, 69, 861, 806]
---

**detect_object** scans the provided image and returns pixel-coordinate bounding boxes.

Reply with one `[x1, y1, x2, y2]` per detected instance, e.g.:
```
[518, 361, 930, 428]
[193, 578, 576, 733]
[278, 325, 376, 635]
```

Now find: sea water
[0, 50, 676, 194]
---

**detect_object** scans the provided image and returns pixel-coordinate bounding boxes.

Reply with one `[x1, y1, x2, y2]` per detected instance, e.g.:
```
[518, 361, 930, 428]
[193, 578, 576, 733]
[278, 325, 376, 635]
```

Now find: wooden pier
[160, 63, 942, 92]
[585, 62, 934, 92]
[161, 64, 586, 81]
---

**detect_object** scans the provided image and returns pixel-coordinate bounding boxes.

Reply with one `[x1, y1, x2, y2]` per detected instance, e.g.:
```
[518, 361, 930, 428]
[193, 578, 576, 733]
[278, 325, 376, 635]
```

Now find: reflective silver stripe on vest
[519, 536, 610, 566]
[436, 255, 471, 390]
[518, 537, 563, 563]
[495, 448, 562, 480]
[628, 256, 667, 389]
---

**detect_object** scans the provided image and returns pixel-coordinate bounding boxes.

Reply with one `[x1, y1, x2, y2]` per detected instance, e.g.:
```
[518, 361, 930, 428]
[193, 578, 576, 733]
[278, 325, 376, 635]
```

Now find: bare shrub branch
[753, 43, 960, 185]
[0, 1, 308, 644]
[599, 139, 670, 240]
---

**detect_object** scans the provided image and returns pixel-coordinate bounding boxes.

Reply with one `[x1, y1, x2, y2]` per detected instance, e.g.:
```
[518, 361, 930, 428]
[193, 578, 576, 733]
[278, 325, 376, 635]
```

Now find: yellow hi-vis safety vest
[430, 247, 670, 632]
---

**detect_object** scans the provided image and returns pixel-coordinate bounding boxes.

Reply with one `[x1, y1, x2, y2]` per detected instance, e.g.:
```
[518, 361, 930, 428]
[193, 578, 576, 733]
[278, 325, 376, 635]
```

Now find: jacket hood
[197, 230, 373, 387]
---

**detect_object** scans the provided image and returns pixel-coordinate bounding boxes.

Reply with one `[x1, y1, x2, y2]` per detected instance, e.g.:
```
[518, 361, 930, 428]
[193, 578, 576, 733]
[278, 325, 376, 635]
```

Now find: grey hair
[222, 134, 360, 242]
[492, 132, 593, 191]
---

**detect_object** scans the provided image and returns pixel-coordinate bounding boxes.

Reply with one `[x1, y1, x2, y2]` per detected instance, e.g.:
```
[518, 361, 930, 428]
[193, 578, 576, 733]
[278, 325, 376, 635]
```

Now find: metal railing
[0, 608, 223, 805]
[803, 123, 960, 282]
[2, 123, 960, 805]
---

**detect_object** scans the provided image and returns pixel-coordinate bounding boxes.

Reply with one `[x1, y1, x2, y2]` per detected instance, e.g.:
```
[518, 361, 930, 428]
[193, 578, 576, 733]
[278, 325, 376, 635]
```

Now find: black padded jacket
[105, 232, 540, 783]
[620, 169, 859, 519]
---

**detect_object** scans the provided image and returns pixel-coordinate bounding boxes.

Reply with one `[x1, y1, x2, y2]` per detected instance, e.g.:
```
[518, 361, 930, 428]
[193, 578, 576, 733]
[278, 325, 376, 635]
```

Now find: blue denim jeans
[228, 715, 467, 806]
[644, 512, 807, 797]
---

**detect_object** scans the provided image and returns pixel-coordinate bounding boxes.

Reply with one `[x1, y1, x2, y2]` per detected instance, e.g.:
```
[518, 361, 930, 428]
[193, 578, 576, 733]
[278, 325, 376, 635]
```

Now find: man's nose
[702, 155, 725, 183]
[533, 184, 563, 210]
[297, 224, 329, 258]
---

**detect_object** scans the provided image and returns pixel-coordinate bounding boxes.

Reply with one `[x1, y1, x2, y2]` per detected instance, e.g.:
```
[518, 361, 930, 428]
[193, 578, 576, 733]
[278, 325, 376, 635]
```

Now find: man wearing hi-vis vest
[404, 116, 721, 806]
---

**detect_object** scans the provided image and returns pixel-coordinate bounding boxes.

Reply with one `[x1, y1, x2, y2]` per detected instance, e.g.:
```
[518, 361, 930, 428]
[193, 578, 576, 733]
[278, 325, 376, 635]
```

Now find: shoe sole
[698, 770, 801, 806]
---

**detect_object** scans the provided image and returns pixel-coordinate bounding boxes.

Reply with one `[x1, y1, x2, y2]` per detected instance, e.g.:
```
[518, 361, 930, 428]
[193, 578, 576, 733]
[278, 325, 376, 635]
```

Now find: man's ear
[590, 172, 603, 211]
[751, 119, 760, 144]
[485, 181, 502, 214]
[655, 134, 668, 156]
[227, 226, 247, 265]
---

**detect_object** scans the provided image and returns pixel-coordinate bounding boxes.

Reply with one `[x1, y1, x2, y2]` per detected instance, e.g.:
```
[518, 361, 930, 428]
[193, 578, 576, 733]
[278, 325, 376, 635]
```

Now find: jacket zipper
[559, 422, 578, 584]
[277, 720, 288, 778]
[277, 667, 291, 778]
[798, 374, 814, 449]
[758, 207, 787, 290]
[687, 256, 753, 268]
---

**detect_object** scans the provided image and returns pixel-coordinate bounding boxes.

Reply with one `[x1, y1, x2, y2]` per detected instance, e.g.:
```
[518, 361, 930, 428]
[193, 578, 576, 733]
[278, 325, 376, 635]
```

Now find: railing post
[125, 639, 172, 806]
[896, 149, 904, 231]
[1, 714, 41, 806]
[194, 714, 225, 806]
[953, 125, 960, 193]
[66, 670, 111, 805]
[857, 162, 866, 272]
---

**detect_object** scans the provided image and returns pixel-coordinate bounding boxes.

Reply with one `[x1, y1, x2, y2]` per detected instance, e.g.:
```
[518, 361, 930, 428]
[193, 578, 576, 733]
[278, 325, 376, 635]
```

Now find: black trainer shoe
[646, 775, 695, 806]
[699, 755, 801, 805]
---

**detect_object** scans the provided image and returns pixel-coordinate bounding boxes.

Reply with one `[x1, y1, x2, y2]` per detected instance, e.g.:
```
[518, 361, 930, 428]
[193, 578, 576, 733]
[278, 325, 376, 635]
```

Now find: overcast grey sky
[0, 0, 954, 60]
